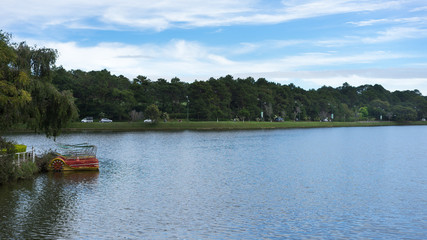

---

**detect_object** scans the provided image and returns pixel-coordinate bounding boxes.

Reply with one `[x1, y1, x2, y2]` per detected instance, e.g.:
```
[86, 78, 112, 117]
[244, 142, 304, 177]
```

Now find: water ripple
[1, 126, 427, 239]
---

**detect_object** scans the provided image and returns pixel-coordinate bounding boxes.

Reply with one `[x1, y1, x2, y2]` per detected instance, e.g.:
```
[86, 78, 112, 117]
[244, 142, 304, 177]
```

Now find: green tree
[238, 108, 250, 122]
[145, 104, 160, 122]
[208, 77, 232, 120]
[53, 68, 134, 121]
[26, 81, 78, 137]
[188, 80, 216, 120]
[0, 30, 78, 184]
[336, 103, 354, 121]
[130, 75, 155, 112]
[368, 99, 390, 120]
[1, 31, 77, 137]
[358, 106, 369, 120]
[231, 77, 259, 120]
[392, 105, 417, 121]
[169, 77, 187, 118]
[0, 32, 32, 130]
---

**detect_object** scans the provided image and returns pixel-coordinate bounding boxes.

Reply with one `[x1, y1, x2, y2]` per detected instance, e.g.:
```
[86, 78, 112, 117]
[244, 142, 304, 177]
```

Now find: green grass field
[65, 120, 427, 132]
[6, 120, 426, 134]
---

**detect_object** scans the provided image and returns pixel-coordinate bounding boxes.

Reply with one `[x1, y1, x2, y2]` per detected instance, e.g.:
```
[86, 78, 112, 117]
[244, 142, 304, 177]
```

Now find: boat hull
[49, 156, 99, 171]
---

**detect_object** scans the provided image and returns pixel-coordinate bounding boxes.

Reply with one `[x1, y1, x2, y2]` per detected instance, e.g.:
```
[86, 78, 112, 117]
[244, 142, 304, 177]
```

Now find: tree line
[2, 29, 427, 128]
[52, 68, 427, 122]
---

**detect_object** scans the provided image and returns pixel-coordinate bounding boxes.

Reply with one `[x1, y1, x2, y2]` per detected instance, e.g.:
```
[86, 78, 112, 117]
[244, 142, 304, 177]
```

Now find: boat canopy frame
[55, 143, 97, 158]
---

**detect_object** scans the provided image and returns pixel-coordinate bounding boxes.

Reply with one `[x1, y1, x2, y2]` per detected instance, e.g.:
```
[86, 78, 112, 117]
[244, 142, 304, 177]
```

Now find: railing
[14, 147, 35, 166]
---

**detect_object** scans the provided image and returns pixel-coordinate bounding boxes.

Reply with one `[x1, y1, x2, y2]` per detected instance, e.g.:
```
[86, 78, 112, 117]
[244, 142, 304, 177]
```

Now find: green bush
[35, 151, 57, 172]
[15, 161, 38, 180]
[14, 144, 27, 153]
[0, 158, 40, 184]
[0, 137, 50, 184]
[0, 137, 16, 184]
[0, 137, 16, 154]
[0, 154, 15, 184]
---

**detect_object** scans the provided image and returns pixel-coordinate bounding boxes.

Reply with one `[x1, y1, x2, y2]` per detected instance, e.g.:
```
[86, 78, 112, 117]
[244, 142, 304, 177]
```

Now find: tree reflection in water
[0, 171, 99, 239]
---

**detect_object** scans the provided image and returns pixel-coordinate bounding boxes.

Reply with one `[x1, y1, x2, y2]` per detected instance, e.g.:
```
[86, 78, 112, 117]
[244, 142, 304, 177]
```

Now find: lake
[1, 126, 426, 239]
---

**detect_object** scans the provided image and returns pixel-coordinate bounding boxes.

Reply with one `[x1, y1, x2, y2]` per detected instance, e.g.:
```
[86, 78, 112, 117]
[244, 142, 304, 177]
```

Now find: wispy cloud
[410, 6, 427, 12]
[30, 38, 410, 79]
[12, 34, 427, 93]
[280, 0, 401, 22]
[348, 16, 427, 26]
[362, 27, 427, 43]
[4, 0, 426, 94]
[2, 0, 403, 32]
[279, 51, 405, 67]
[312, 25, 427, 47]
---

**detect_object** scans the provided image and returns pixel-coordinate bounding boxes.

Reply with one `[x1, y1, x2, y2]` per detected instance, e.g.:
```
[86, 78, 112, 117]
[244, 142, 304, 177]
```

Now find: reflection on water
[0, 171, 99, 239]
[52, 171, 99, 183]
[1, 126, 427, 239]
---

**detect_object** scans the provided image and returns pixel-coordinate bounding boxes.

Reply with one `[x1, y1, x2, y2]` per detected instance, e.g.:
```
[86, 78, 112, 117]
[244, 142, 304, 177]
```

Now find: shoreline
[5, 121, 427, 133]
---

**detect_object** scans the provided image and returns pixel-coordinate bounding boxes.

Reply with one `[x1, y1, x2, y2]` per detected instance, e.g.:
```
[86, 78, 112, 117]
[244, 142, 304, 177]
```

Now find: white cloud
[348, 16, 427, 26]
[37, 38, 417, 81]
[310, 25, 427, 47]
[280, 0, 401, 22]
[41, 39, 238, 79]
[227, 40, 306, 56]
[275, 51, 406, 69]
[17, 33, 426, 93]
[4, 0, 426, 95]
[1, 0, 404, 32]
[362, 27, 427, 43]
[410, 6, 427, 12]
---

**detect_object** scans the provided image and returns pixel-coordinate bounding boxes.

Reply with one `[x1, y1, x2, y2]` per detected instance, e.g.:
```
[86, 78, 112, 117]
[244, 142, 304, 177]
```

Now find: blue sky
[2, 0, 427, 94]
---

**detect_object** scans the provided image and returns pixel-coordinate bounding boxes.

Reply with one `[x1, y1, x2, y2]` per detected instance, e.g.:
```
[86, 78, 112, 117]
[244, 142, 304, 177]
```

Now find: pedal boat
[49, 143, 99, 171]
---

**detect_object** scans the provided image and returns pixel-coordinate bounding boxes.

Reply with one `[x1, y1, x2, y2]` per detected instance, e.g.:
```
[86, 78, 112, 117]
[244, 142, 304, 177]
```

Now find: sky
[2, 0, 427, 94]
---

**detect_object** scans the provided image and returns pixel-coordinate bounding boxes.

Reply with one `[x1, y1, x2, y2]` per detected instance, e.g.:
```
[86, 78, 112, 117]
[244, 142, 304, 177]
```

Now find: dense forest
[52, 67, 427, 122]
[2, 30, 427, 125]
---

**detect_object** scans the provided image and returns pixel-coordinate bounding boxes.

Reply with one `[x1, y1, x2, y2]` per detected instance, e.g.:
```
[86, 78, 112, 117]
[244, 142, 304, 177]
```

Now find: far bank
[5, 121, 427, 134]
[60, 121, 427, 132]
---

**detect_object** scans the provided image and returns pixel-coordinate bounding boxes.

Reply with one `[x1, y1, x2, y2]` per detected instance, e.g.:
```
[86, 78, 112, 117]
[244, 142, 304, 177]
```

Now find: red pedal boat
[50, 143, 99, 171]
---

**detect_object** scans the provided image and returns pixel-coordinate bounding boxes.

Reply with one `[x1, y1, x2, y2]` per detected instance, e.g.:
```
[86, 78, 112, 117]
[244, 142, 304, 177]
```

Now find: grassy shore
[59, 120, 427, 132]
[5, 121, 427, 134]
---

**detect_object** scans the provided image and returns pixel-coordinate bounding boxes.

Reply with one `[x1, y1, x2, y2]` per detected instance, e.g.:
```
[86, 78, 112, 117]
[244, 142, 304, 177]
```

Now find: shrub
[0, 137, 16, 154]
[0, 137, 55, 184]
[14, 161, 38, 180]
[14, 144, 27, 153]
[0, 137, 16, 184]
[35, 151, 57, 172]
[0, 154, 15, 184]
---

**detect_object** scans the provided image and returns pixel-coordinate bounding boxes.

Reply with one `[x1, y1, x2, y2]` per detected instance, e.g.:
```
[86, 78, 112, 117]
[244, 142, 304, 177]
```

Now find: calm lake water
[1, 126, 426, 239]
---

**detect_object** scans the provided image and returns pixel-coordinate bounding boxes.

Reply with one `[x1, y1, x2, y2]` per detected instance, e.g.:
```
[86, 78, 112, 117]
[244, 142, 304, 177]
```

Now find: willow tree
[0, 31, 77, 137]
[0, 31, 32, 130]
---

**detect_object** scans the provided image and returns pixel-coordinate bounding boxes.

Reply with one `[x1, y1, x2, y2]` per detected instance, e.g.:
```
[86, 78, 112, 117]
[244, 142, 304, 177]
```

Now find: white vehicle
[99, 118, 113, 123]
[144, 119, 152, 123]
[81, 117, 93, 123]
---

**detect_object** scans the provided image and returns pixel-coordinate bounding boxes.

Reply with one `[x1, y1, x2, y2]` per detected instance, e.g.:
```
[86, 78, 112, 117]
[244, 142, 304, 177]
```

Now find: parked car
[274, 117, 284, 122]
[144, 119, 152, 123]
[81, 117, 93, 123]
[99, 118, 113, 123]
